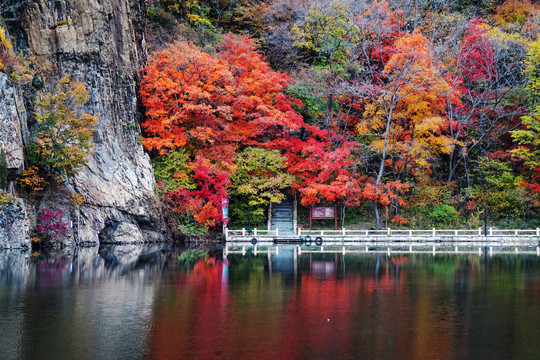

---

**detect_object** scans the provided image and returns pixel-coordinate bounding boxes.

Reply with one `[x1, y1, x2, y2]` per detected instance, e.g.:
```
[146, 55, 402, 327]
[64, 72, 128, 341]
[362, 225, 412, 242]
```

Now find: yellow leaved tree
[24, 75, 98, 187]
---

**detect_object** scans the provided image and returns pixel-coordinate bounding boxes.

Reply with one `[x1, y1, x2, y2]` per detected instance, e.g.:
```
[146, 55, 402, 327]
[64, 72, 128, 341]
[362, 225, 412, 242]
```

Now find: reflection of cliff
[0, 245, 179, 359]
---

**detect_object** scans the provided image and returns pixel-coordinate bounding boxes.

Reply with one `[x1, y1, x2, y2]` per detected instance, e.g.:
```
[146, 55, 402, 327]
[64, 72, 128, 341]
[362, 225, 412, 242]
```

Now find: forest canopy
[142, 0, 540, 234]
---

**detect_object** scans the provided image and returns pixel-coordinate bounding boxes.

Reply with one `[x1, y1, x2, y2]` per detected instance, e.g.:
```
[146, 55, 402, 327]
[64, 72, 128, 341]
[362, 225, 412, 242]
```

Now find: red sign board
[311, 206, 335, 219]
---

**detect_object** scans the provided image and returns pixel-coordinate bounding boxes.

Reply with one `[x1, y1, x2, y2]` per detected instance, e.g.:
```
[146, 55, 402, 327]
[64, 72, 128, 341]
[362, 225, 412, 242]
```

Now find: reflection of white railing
[225, 227, 540, 241]
[224, 244, 540, 257]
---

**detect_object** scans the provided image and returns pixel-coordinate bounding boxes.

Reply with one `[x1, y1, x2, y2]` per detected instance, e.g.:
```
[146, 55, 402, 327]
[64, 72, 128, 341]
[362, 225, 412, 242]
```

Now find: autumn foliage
[141, 0, 540, 231]
[141, 36, 306, 228]
[141, 36, 369, 229]
[20, 75, 98, 194]
[27, 75, 98, 178]
[34, 208, 68, 246]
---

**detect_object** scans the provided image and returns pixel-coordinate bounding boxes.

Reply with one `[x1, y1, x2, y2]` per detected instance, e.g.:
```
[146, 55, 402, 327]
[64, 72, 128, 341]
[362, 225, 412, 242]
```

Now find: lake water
[1, 244, 540, 359]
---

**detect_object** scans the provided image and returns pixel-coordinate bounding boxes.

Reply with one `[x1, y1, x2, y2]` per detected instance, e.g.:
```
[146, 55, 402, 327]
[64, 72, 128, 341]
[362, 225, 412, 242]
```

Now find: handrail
[226, 227, 540, 239]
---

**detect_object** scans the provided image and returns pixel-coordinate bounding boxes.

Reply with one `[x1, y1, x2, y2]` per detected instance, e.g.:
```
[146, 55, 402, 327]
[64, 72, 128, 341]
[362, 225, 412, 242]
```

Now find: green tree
[511, 38, 540, 191]
[291, 1, 360, 140]
[229, 147, 294, 225]
[470, 158, 526, 219]
[152, 148, 195, 192]
[0, 149, 7, 191]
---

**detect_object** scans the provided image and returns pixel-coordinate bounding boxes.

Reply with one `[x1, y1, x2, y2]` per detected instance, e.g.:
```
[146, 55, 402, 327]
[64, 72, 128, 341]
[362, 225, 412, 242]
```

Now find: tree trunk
[448, 147, 455, 182]
[374, 202, 380, 229]
[341, 203, 346, 228]
[373, 108, 394, 229]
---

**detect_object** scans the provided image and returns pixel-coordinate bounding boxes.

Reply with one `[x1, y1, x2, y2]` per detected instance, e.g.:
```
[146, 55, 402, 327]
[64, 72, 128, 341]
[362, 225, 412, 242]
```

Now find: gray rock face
[0, 0, 163, 244]
[99, 220, 145, 244]
[0, 73, 27, 175]
[0, 197, 29, 249]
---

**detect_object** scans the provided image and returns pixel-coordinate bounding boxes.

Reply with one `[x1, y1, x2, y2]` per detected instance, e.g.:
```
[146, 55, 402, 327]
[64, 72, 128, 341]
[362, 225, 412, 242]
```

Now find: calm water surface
[1, 245, 540, 359]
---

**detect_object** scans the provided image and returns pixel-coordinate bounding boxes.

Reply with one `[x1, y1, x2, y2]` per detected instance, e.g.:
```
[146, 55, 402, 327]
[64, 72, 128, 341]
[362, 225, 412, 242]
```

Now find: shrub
[428, 204, 458, 226]
[0, 25, 33, 83]
[0, 191, 15, 205]
[34, 208, 68, 245]
[18, 165, 48, 194]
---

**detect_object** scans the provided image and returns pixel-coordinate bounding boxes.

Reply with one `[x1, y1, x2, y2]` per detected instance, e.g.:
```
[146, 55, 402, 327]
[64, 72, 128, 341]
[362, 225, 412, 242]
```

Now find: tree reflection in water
[0, 245, 539, 359]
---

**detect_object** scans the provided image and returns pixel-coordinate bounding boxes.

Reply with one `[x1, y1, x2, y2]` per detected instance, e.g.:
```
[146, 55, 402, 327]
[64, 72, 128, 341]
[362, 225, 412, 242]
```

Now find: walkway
[225, 227, 540, 247]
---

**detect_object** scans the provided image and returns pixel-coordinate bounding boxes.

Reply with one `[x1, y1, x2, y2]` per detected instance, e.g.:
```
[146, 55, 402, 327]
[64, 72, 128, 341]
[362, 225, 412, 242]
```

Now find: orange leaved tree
[355, 28, 456, 227]
[140, 36, 303, 230]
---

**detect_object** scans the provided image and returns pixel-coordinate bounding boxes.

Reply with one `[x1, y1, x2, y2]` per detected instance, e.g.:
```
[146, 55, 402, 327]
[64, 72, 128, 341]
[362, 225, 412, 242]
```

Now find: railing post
[537, 228, 540, 237]
[409, 230, 412, 237]
[478, 227, 482, 236]
[455, 230, 458, 237]
[226, 228, 229, 238]
[299, 228, 302, 236]
[432, 228, 436, 237]
[515, 230, 518, 236]
[276, 228, 279, 236]
[242, 228, 246, 236]
[342, 228, 345, 236]
[365, 230, 369, 237]
[321, 231, 324, 236]
[242, 246, 246, 256]
[254, 228, 258, 236]
[342, 246, 346, 255]
[489, 227, 493, 236]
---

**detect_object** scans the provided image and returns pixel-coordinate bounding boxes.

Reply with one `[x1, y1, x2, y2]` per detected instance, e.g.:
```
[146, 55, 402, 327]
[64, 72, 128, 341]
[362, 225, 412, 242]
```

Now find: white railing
[295, 227, 540, 237]
[225, 228, 280, 237]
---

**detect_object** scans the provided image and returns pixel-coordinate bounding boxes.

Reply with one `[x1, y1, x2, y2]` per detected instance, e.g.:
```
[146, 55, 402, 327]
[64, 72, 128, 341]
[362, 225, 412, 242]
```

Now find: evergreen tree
[0, 149, 7, 191]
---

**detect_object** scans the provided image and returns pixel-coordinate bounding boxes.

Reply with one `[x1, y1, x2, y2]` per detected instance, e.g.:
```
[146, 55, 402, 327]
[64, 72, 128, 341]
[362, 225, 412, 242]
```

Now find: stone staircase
[271, 202, 294, 235]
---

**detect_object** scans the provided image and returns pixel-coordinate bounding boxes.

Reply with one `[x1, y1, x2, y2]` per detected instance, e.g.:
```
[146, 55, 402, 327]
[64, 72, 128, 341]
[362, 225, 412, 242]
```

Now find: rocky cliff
[0, 73, 26, 181]
[0, 0, 164, 246]
[0, 196, 29, 249]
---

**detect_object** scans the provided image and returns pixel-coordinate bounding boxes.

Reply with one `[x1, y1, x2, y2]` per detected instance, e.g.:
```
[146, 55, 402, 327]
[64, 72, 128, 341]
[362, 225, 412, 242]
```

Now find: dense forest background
[140, 0, 540, 234]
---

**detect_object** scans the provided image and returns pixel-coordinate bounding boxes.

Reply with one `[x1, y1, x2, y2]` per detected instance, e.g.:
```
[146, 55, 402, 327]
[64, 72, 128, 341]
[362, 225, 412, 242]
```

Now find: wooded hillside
[143, 0, 540, 234]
